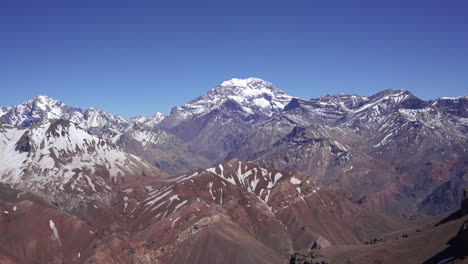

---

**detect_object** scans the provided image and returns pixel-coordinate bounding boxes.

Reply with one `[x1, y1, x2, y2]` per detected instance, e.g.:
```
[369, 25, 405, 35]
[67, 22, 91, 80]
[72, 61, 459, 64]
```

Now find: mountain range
[0, 77, 467, 263]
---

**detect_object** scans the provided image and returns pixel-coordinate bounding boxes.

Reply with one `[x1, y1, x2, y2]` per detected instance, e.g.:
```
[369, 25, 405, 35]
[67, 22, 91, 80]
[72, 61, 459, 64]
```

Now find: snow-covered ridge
[0, 120, 157, 204]
[130, 112, 167, 127]
[0, 95, 83, 127]
[0, 95, 127, 129]
[0, 95, 171, 149]
[0, 95, 167, 130]
[438, 95, 468, 100]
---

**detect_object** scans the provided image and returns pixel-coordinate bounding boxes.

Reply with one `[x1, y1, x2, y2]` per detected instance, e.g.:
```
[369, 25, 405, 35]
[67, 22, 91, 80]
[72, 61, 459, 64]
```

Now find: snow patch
[290, 176, 301, 185]
[171, 216, 181, 228]
[173, 200, 188, 213]
[207, 182, 215, 201]
[49, 220, 61, 246]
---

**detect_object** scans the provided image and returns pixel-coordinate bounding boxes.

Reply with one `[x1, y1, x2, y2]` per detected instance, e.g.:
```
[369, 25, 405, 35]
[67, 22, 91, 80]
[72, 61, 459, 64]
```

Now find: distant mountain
[96, 121, 211, 175]
[157, 78, 294, 161]
[157, 80, 468, 218]
[0, 95, 134, 131]
[130, 112, 167, 127]
[0, 95, 85, 127]
[0, 96, 210, 175]
[243, 90, 468, 218]
[158, 77, 292, 130]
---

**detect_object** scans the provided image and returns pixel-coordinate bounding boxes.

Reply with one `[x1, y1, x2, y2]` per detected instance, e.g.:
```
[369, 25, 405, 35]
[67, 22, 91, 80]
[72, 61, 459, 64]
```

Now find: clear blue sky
[1, 0, 467, 117]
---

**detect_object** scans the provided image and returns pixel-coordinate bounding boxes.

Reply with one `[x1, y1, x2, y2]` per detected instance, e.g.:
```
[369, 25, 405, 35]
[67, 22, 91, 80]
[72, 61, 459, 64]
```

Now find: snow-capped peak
[28, 95, 65, 110]
[130, 112, 167, 127]
[36, 94, 53, 101]
[30, 95, 63, 107]
[219, 77, 272, 88]
[212, 78, 291, 107]
[0, 95, 82, 127]
[159, 78, 293, 128]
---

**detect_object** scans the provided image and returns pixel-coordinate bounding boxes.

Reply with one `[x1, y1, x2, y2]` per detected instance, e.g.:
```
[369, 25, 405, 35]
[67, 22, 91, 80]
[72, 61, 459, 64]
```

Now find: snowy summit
[159, 77, 293, 128]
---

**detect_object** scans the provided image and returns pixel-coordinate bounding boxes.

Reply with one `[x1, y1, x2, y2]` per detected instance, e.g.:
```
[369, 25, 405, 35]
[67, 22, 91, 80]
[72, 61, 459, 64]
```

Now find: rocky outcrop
[456, 220, 468, 250]
[311, 236, 331, 250]
[457, 188, 468, 251]
[289, 251, 328, 264]
[461, 188, 468, 216]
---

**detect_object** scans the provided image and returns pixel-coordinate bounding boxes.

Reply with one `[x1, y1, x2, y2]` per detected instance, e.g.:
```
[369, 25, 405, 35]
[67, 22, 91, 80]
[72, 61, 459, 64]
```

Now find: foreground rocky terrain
[290, 189, 468, 264]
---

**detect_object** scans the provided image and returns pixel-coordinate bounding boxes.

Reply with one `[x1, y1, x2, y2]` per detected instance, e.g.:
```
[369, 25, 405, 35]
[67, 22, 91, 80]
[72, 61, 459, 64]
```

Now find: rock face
[289, 251, 328, 264]
[456, 189, 468, 251]
[462, 188, 468, 216]
[311, 236, 331, 250]
[457, 220, 468, 250]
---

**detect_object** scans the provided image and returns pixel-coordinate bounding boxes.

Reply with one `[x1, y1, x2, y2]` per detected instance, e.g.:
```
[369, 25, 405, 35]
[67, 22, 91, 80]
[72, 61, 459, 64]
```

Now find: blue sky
[1, 0, 467, 117]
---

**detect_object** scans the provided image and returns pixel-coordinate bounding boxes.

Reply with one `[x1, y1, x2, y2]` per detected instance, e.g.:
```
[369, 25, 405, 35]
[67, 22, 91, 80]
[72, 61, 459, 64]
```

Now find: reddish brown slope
[124, 159, 408, 263]
[292, 189, 468, 264]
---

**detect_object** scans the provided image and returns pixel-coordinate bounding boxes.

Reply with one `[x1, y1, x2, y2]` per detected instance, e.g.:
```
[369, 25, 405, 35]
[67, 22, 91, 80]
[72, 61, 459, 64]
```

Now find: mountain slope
[94, 121, 211, 175]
